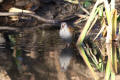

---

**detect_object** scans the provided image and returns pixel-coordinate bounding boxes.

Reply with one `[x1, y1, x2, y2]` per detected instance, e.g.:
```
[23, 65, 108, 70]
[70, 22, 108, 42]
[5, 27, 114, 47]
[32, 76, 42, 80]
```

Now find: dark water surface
[0, 28, 104, 80]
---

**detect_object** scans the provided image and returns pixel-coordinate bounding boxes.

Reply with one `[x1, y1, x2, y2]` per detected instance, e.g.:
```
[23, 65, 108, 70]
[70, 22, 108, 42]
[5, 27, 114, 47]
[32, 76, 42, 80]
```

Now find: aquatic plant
[75, 0, 119, 80]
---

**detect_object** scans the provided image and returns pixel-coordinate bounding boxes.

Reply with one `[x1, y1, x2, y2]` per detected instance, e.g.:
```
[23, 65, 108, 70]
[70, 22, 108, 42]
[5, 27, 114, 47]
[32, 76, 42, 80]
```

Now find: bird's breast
[59, 28, 72, 39]
[59, 28, 73, 44]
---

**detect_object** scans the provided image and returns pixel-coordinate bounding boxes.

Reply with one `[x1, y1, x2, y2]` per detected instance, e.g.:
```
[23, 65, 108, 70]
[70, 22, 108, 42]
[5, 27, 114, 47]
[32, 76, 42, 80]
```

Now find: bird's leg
[65, 43, 70, 48]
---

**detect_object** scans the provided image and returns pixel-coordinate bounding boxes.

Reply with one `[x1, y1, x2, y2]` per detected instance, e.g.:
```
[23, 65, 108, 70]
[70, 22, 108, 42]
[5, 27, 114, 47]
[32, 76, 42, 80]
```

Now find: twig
[78, 4, 90, 15]
[75, 14, 89, 18]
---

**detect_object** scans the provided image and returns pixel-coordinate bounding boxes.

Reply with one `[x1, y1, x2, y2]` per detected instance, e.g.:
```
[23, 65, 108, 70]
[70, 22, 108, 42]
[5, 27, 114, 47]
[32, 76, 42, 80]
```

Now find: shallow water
[10, 28, 94, 80]
[0, 28, 109, 80]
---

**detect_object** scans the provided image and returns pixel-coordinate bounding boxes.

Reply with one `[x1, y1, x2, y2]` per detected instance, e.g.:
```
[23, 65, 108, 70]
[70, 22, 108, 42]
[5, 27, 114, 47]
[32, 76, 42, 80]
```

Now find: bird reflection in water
[59, 47, 73, 72]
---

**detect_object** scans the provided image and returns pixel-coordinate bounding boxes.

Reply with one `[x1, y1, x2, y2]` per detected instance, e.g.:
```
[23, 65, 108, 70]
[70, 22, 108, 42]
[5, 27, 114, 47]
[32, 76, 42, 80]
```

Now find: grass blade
[77, 46, 99, 80]
[105, 60, 111, 80]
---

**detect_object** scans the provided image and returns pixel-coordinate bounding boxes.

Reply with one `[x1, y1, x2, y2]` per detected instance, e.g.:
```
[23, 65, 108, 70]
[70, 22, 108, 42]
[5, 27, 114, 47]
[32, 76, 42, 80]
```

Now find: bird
[59, 22, 74, 47]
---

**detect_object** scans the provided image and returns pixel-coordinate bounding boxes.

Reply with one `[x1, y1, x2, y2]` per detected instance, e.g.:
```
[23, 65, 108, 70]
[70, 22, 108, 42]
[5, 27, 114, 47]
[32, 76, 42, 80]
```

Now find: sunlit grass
[105, 61, 111, 80]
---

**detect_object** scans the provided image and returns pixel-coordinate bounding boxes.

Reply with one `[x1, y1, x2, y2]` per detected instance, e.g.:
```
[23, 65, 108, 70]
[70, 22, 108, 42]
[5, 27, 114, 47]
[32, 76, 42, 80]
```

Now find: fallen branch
[0, 12, 58, 24]
[0, 23, 58, 32]
[0, 26, 19, 31]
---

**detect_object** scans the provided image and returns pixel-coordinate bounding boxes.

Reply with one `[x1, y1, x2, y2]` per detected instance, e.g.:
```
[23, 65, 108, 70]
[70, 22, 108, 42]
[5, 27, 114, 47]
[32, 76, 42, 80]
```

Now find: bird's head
[61, 22, 68, 29]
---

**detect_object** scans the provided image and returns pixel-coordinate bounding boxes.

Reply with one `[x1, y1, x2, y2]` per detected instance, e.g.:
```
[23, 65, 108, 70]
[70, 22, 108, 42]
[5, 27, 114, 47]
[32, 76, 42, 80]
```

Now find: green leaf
[16, 49, 22, 57]
[83, 1, 91, 8]
[8, 35, 16, 45]
[117, 15, 120, 22]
